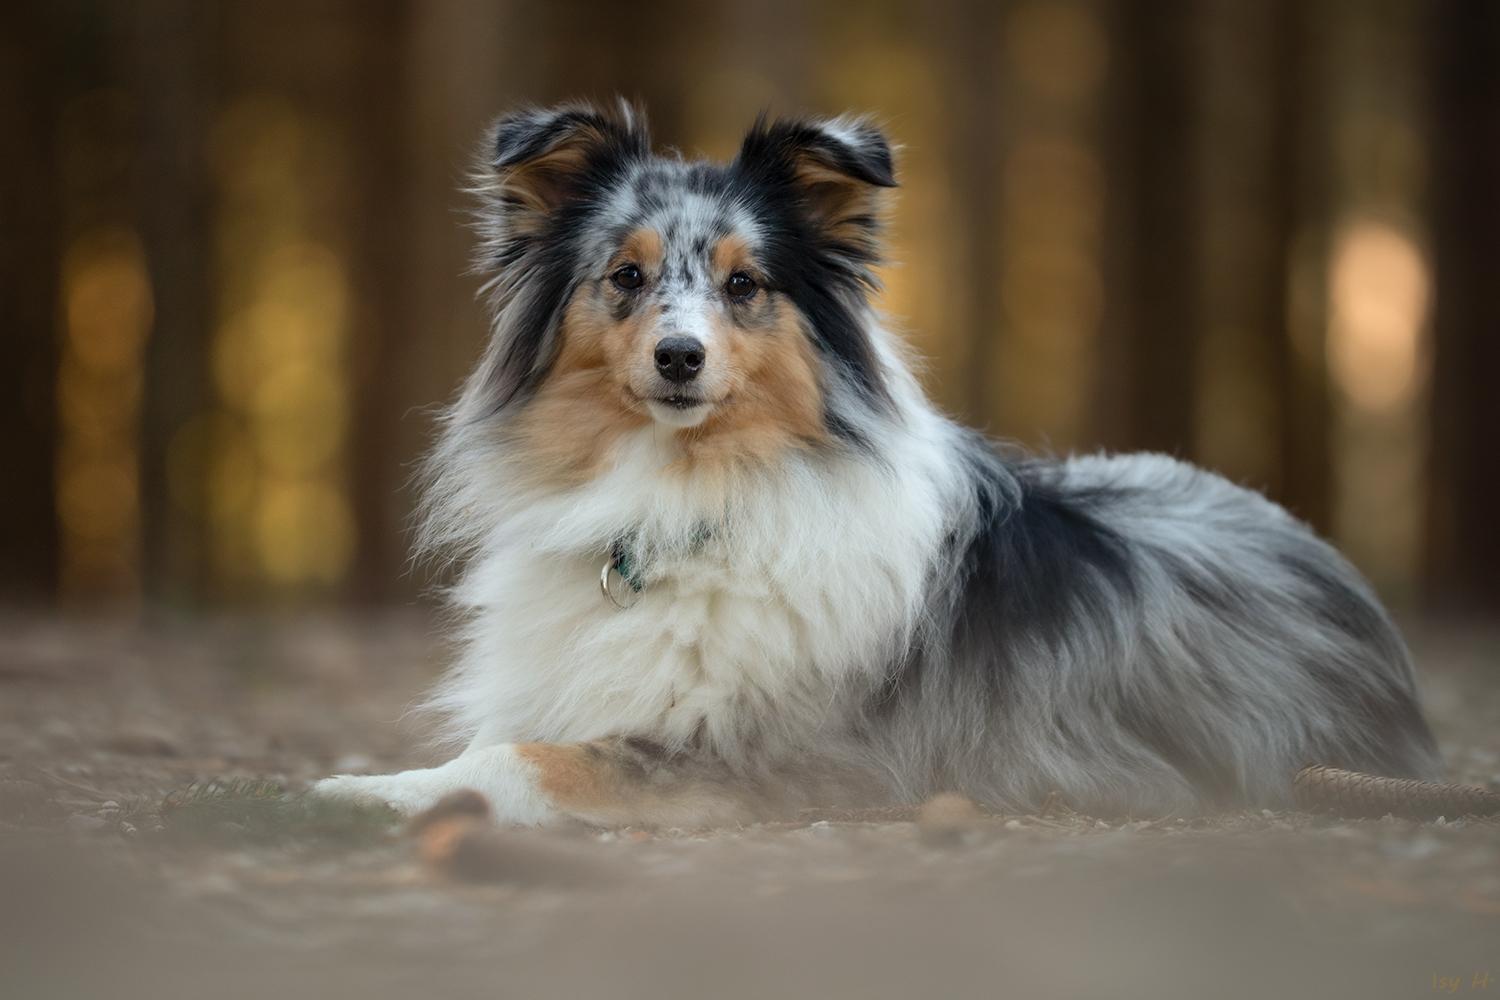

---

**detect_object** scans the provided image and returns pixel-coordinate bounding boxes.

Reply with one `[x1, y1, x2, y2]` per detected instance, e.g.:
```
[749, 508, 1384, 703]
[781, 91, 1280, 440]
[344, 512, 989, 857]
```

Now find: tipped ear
[488, 102, 650, 221]
[734, 115, 897, 245]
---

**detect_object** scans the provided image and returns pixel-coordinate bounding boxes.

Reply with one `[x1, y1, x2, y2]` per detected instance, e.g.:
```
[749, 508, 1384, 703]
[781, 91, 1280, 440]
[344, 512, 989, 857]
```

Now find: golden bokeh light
[206, 94, 356, 591]
[1327, 218, 1431, 601]
[254, 478, 357, 585]
[1006, 0, 1109, 106]
[1327, 220, 1429, 413]
[1002, 137, 1104, 242]
[1194, 326, 1281, 489]
[997, 243, 1104, 439]
[996, 2, 1107, 449]
[55, 226, 153, 602]
[821, 36, 965, 416]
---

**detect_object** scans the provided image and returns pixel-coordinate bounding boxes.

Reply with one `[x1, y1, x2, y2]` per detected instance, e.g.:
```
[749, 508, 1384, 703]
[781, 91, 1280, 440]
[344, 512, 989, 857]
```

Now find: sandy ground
[1, 608, 1497, 999]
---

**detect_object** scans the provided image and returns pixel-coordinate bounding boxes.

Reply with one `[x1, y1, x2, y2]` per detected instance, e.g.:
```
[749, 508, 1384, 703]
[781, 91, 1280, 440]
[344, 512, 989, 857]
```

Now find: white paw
[310, 746, 558, 825]
[310, 772, 448, 817]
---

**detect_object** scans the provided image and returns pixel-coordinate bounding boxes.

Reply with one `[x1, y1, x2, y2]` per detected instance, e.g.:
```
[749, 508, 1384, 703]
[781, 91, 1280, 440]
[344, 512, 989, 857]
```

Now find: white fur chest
[437, 423, 959, 754]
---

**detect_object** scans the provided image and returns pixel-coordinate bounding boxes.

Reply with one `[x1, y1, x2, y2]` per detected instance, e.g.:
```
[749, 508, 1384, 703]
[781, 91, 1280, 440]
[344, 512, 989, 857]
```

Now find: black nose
[653, 337, 705, 383]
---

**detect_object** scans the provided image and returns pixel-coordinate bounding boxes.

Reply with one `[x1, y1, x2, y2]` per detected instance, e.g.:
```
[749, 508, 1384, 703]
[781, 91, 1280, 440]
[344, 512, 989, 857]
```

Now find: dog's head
[467, 102, 897, 477]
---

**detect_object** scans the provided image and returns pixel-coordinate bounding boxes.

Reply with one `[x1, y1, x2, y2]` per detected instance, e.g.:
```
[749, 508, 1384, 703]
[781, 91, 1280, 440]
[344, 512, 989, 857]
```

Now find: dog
[314, 102, 1441, 826]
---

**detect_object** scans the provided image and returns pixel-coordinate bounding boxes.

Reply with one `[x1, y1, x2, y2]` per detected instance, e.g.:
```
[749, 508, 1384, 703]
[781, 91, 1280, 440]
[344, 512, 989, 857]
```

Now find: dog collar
[599, 523, 717, 609]
[600, 539, 644, 609]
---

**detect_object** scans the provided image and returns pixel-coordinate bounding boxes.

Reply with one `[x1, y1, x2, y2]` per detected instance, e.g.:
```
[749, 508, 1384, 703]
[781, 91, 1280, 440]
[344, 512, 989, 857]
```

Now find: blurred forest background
[2, 0, 1498, 617]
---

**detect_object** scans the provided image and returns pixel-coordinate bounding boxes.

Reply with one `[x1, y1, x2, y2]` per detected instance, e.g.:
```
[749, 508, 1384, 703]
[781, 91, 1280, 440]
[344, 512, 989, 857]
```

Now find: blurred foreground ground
[1, 609, 1497, 999]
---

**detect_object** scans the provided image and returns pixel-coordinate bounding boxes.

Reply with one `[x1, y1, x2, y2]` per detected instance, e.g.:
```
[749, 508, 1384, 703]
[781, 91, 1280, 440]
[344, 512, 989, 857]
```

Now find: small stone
[408, 790, 491, 837]
[119, 822, 137, 837]
[64, 813, 107, 832]
[109, 728, 182, 757]
[443, 828, 617, 887]
[409, 790, 492, 873]
[409, 790, 613, 887]
[335, 753, 375, 774]
[919, 793, 981, 846]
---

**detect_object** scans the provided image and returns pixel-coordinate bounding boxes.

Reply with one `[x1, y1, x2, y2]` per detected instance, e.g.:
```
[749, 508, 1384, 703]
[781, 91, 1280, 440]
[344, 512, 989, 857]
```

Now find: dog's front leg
[313, 745, 558, 823]
[313, 738, 761, 828]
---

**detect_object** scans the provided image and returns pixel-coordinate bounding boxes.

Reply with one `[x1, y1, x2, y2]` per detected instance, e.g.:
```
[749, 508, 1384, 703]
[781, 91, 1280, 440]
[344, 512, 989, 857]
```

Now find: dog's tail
[1293, 763, 1500, 821]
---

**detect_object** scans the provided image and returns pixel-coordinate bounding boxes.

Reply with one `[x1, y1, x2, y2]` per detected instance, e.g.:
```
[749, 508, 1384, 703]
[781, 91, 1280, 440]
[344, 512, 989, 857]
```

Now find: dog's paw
[310, 772, 450, 817]
[310, 747, 558, 825]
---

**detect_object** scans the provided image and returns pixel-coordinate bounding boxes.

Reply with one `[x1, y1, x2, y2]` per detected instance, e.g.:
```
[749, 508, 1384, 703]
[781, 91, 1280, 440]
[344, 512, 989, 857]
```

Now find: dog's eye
[612, 264, 644, 291]
[726, 272, 756, 299]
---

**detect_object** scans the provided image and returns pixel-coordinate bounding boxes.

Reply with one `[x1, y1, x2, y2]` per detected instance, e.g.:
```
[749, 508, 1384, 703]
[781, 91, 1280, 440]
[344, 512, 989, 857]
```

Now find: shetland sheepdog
[315, 102, 1440, 826]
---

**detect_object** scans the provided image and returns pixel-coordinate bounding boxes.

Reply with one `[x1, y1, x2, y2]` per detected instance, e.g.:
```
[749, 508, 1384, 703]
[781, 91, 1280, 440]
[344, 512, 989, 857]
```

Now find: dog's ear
[734, 115, 896, 248]
[487, 102, 649, 226]
[465, 102, 648, 417]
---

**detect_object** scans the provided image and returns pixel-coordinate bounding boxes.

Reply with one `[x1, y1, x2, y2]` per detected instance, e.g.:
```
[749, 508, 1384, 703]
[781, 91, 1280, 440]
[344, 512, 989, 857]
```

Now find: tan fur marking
[667, 234, 830, 477]
[677, 300, 828, 466]
[514, 740, 763, 828]
[792, 158, 886, 247]
[501, 125, 609, 218]
[507, 230, 666, 486]
[515, 742, 615, 809]
[712, 233, 755, 277]
[618, 228, 662, 270]
[509, 294, 652, 485]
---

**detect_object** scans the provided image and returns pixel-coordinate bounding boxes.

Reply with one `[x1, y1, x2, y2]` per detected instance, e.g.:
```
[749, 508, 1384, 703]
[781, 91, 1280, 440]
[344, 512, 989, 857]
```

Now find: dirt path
[2, 610, 1497, 999]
